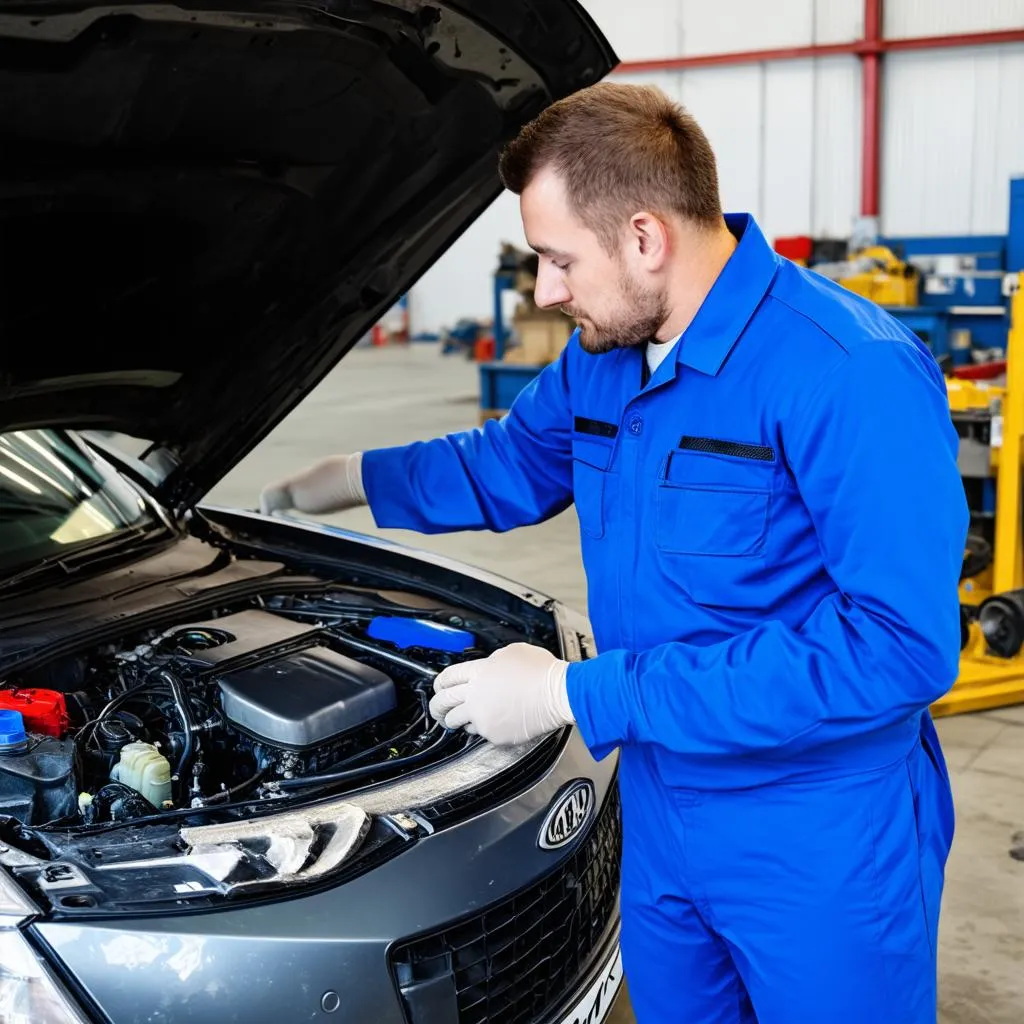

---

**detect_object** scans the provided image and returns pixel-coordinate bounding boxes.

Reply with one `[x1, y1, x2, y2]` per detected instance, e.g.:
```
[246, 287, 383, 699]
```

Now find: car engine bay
[0, 585, 526, 832]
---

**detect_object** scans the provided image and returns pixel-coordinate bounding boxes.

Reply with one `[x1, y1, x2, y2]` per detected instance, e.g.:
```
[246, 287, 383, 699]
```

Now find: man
[260, 83, 967, 1023]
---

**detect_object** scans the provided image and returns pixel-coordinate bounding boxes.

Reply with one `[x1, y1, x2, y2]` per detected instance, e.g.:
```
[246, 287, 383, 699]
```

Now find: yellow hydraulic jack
[935, 271, 1024, 716]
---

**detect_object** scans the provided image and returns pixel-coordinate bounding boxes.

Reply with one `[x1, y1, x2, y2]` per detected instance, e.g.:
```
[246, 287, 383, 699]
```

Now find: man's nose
[534, 263, 571, 310]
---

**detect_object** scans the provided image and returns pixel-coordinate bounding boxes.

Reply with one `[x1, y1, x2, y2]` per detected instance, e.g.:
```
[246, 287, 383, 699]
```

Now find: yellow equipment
[935, 272, 1024, 716]
[837, 245, 920, 307]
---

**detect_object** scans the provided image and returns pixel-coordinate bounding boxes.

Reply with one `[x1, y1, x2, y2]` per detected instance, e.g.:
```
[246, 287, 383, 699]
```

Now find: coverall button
[629, 415, 643, 435]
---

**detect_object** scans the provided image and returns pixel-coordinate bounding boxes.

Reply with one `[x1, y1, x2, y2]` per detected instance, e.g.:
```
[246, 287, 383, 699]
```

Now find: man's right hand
[259, 453, 367, 516]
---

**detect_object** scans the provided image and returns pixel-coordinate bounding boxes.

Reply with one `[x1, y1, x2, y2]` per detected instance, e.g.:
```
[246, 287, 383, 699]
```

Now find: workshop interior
[0, 1, 1022, 1023]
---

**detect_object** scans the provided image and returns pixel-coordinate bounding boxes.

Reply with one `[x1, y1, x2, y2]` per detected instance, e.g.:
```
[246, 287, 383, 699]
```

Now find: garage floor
[211, 343, 1024, 1024]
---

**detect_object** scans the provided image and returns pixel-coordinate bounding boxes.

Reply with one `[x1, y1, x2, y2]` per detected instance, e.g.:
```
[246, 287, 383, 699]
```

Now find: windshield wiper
[0, 523, 172, 594]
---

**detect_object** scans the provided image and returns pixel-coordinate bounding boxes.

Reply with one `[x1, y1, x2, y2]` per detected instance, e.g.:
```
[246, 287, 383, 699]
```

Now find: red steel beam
[613, 11, 1024, 220]
[614, 28, 1024, 74]
[616, 42, 857, 72]
[861, 0, 883, 217]
[886, 27, 1024, 52]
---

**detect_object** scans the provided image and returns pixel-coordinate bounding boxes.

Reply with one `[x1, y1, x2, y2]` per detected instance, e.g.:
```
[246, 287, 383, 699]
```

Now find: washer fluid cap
[0, 709, 28, 754]
[367, 616, 475, 653]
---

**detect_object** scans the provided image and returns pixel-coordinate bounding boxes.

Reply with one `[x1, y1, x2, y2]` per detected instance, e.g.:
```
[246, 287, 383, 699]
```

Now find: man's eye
[553, 261, 570, 272]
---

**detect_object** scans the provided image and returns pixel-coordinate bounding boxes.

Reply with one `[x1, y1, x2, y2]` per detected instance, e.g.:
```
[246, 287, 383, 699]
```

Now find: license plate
[556, 944, 623, 1024]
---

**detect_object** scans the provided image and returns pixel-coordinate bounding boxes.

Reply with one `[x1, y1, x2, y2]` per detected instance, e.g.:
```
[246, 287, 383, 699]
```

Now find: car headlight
[0, 871, 89, 1024]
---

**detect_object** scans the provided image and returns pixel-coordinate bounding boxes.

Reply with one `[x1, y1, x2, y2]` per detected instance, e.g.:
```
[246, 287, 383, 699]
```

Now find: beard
[563, 270, 669, 355]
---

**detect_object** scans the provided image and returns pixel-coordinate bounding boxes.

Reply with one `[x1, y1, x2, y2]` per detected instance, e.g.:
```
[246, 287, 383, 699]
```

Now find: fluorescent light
[0, 465, 41, 496]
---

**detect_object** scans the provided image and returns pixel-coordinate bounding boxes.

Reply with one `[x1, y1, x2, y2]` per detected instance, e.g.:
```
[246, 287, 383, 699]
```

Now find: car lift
[936, 271, 1024, 716]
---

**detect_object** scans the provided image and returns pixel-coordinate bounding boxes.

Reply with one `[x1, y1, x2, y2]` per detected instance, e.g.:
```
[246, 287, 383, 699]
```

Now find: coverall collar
[673, 213, 780, 378]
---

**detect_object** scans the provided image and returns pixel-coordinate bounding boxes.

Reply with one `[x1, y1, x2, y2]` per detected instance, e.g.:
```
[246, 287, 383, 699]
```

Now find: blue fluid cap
[0, 709, 27, 754]
[367, 616, 475, 653]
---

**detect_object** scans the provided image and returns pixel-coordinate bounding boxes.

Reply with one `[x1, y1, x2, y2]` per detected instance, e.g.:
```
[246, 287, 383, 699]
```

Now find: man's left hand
[429, 643, 574, 746]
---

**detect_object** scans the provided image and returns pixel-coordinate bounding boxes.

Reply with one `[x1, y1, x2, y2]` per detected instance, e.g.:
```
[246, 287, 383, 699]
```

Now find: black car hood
[0, 0, 615, 508]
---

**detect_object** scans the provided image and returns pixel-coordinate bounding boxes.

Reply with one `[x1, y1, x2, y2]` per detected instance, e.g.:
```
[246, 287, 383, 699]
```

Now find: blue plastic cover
[367, 616, 475, 653]
[0, 709, 26, 748]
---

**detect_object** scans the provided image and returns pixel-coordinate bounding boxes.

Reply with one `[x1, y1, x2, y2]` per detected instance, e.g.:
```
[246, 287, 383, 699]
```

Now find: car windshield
[0, 429, 153, 573]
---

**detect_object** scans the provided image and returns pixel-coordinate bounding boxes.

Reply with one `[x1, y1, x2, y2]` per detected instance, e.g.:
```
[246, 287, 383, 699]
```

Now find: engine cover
[216, 647, 397, 749]
[160, 609, 397, 748]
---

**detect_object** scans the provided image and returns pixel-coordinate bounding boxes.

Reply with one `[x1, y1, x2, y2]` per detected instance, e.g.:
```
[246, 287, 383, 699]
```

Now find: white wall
[613, 58, 862, 242]
[881, 43, 1024, 236]
[885, 0, 1024, 38]
[410, 0, 1024, 334]
[581, 0, 864, 57]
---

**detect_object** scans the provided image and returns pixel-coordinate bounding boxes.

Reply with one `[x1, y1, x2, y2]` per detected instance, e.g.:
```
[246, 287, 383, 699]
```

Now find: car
[0, 2, 622, 1022]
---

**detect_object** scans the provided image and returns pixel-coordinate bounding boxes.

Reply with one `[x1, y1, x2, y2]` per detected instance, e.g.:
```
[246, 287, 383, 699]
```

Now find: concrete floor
[211, 343, 1024, 1024]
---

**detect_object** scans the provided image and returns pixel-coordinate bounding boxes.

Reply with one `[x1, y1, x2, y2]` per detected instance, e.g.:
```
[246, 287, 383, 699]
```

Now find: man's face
[520, 167, 667, 354]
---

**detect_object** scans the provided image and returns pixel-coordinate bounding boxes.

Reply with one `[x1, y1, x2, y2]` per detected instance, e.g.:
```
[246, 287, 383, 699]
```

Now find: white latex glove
[429, 642, 574, 746]
[259, 453, 366, 515]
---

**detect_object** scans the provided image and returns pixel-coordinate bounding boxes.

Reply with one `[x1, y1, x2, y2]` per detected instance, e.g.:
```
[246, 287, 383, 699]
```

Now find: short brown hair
[499, 82, 722, 250]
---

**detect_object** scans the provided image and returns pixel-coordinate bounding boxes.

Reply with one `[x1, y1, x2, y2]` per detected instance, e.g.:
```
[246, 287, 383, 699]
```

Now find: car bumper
[31, 727, 621, 1024]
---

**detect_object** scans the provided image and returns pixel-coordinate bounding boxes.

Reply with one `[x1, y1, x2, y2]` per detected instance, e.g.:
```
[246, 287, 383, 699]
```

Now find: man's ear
[629, 212, 670, 270]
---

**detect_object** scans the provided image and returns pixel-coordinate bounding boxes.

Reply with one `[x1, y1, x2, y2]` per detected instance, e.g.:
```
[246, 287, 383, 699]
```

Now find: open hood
[0, 0, 615, 508]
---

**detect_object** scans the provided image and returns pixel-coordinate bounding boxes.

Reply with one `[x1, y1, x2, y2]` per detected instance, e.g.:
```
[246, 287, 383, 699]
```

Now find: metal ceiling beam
[612, 11, 1024, 220]
[613, 27, 1024, 74]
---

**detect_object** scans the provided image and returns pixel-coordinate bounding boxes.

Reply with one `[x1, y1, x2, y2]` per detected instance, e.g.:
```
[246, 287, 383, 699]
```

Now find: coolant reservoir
[110, 742, 172, 809]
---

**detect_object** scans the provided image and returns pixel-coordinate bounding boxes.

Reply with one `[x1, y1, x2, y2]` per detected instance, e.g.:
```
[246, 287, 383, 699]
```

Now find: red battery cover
[0, 688, 70, 738]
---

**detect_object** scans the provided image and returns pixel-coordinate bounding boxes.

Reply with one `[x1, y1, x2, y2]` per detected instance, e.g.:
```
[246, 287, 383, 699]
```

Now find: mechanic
[260, 83, 968, 1024]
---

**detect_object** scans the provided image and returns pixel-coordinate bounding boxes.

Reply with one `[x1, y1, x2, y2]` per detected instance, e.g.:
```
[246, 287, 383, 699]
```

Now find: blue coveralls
[361, 214, 968, 1023]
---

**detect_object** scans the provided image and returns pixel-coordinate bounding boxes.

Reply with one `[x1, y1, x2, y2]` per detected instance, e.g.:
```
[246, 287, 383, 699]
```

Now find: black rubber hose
[326, 709, 430, 772]
[73, 685, 171, 779]
[203, 768, 267, 805]
[275, 725, 458, 792]
[153, 669, 197, 794]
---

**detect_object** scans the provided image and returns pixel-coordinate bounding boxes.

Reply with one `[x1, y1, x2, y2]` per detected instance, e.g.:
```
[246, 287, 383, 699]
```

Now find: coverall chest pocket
[655, 440, 776, 603]
[572, 435, 614, 539]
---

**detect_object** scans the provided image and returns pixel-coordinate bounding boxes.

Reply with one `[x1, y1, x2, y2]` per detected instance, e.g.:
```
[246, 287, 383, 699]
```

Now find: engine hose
[203, 768, 267, 805]
[153, 669, 197, 793]
[327, 710, 430, 772]
[275, 725, 456, 792]
[73, 685, 171, 777]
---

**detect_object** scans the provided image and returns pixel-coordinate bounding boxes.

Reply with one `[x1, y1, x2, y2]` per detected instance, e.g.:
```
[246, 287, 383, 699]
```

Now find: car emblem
[539, 780, 595, 850]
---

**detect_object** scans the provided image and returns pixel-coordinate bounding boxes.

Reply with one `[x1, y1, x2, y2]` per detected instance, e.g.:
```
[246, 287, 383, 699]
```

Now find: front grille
[391, 782, 622, 1024]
